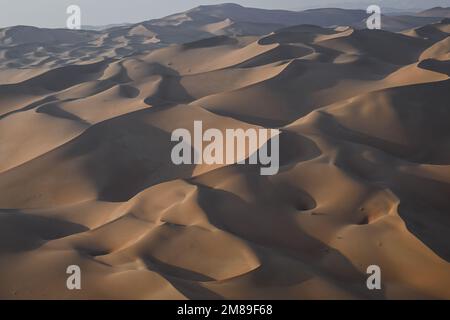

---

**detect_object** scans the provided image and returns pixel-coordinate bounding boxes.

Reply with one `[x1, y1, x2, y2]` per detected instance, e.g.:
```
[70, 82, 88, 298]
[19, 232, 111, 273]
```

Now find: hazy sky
[0, 0, 449, 28]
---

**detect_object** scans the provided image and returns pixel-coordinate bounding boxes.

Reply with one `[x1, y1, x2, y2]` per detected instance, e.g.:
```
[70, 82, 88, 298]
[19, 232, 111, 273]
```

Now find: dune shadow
[395, 173, 450, 262]
[142, 255, 224, 299]
[143, 64, 194, 107]
[36, 102, 91, 125]
[0, 209, 88, 253]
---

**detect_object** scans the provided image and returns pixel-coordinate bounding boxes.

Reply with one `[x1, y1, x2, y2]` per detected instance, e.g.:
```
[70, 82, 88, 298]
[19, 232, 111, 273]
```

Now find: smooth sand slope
[0, 17, 449, 299]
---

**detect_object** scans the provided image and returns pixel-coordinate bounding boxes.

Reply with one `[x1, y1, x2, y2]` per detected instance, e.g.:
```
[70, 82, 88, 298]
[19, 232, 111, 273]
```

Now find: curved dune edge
[0, 20, 449, 299]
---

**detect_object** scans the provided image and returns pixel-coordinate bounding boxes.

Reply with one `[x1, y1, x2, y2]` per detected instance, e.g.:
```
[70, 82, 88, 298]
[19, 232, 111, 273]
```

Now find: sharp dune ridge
[0, 4, 449, 300]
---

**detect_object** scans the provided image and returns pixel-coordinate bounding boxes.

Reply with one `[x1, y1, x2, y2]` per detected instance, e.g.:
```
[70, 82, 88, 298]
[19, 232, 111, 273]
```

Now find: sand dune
[0, 4, 444, 72]
[417, 7, 450, 18]
[0, 5, 449, 300]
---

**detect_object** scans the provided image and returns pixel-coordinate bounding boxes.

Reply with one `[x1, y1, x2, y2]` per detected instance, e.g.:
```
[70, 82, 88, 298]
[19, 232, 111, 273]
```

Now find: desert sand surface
[0, 4, 449, 300]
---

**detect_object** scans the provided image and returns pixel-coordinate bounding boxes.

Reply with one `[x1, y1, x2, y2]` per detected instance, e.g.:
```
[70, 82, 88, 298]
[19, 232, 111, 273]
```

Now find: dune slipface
[0, 9, 449, 300]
